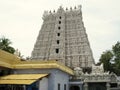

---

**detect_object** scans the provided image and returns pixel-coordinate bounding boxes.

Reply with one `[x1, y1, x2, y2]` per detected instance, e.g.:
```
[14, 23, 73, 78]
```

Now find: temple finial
[74, 6, 77, 9]
[70, 7, 72, 10]
[66, 7, 68, 10]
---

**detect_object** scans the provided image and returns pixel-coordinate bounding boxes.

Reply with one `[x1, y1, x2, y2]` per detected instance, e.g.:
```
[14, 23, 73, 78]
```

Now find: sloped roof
[0, 74, 48, 85]
[0, 50, 74, 75]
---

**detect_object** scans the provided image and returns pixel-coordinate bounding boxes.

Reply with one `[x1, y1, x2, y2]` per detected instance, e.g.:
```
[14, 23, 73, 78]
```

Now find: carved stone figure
[92, 64, 104, 74]
[74, 67, 83, 76]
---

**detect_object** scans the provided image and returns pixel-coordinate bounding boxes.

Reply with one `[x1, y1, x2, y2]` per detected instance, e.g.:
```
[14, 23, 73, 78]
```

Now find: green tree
[99, 50, 113, 72]
[112, 42, 120, 75]
[0, 36, 15, 54]
[99, 41, 120, 75]
[0, 36, 15, 76]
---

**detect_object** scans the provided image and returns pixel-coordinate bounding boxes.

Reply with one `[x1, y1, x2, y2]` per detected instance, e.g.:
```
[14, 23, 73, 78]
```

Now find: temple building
[0, 50, 120, 90]
[0, 5, 120, 90]
[31, 6, 94, 69]
[0, 50, 73, 90]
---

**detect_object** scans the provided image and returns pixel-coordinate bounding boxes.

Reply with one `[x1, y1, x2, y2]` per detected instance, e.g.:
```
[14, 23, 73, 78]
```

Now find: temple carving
[31, 6, 94, 69]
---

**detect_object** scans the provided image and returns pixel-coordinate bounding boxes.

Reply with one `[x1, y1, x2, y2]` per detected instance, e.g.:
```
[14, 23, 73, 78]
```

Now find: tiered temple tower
[31, 6, 94, 68]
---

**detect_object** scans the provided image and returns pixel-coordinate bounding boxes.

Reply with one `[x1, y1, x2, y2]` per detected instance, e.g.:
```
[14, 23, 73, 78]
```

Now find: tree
[98, 41, 120, 75]
[112, 42, 120, 75]
[99, 50, 113, 72]
[0, 37, 15, 76]
[0, 36, 15, 54]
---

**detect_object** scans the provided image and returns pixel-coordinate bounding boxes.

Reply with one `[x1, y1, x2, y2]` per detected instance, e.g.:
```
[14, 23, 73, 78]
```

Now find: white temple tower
[31, 6, 94, 68]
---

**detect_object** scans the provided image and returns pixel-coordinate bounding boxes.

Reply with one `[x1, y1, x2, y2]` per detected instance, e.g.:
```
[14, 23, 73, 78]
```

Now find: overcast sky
[0, 0, 120, 63]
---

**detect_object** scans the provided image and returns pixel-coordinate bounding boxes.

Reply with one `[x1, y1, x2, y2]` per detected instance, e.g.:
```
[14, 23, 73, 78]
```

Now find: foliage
[0, 36, 15, 54]
[112, 42, 120, 75]
[98, 41, 120, 75]
[0, 37, 15, 76]
[99, 50, 113, 72]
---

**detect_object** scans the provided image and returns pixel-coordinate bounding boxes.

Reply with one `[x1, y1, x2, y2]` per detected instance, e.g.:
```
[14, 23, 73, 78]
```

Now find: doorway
[70, 86, 80, 90]
[89, 83, 106, 90]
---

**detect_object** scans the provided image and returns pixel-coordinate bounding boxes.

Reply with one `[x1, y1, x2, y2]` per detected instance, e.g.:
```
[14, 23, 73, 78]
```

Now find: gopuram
[31, 5, 94, 69]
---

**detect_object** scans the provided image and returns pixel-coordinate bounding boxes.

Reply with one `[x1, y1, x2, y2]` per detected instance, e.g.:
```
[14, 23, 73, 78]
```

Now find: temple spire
[31, 5, 94, 69]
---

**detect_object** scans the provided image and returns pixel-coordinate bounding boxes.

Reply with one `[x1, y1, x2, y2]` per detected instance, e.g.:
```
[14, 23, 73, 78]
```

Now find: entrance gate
[70, 86, 80, 90]
[88, 83, 106, 90]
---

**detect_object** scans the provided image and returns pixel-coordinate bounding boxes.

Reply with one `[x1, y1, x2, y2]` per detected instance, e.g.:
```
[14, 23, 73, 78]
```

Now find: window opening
[56, 49, 59, 53]
[59, 16, 61, 19]
[57, 33, 60, 36]
[59, 21, 61, 24]
[58, 83, 60, 90]
[58, 26, 61, 30]
[64, 84, 66, 90]
[57, 40, 60, 44]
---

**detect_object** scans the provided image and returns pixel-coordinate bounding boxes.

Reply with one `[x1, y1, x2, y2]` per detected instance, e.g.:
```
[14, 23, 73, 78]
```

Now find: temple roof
[0, 74, 48, 85]
[0, 50, 74, 75]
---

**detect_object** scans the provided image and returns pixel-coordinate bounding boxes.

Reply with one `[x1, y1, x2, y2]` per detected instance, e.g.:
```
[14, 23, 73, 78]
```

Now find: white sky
[0, 0, 120, 63]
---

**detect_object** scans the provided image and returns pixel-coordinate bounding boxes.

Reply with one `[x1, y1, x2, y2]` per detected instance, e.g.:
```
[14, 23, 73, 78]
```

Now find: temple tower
[31, 6, 94, 68]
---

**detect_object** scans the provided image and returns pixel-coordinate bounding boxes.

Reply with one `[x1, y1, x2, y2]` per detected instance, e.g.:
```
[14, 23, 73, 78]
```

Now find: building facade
[0, 50, 73, 90]
[31, 6, 94, 68]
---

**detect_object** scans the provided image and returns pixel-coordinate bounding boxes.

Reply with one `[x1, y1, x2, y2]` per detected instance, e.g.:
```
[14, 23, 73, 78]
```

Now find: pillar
[106, 82, 110, 90]
[79, 84, 83, 90]
[23, 85, 26, 90]
[84, 83, 88, 90]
